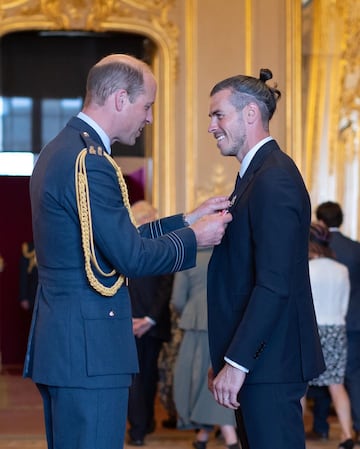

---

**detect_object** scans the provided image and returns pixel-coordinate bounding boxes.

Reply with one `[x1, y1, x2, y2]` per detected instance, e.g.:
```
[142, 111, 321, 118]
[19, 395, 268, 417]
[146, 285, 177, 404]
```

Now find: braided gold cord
[75, 148, 136, 297]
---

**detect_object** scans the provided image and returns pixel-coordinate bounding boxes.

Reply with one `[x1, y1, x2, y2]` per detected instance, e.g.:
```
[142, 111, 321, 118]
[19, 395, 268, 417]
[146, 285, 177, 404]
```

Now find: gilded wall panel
[304, 0, 360, 238]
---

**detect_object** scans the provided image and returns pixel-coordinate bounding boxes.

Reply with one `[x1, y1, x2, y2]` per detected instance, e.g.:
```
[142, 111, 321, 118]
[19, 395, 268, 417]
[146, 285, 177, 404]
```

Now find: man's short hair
[85, 55, 148, 107]
[315, 201, 343, 227]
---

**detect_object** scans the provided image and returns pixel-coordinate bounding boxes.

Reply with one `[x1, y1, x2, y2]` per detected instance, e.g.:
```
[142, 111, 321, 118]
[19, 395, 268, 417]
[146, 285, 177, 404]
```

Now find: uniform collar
[77, 112, 111, 154]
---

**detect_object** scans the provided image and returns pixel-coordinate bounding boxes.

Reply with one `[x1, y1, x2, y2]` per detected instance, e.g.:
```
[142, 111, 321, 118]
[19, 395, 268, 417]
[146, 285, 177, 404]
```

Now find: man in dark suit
[126, 201, 174, 446]
[23, 54, 232, 449]
[206, 69, 325, 449]
[127, 273, 174, 445]
[310, 201, 360, 441]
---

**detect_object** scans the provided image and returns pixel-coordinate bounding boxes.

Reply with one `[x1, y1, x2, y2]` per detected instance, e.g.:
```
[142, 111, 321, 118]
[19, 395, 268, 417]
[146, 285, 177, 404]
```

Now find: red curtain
[0, 176, 33, 366]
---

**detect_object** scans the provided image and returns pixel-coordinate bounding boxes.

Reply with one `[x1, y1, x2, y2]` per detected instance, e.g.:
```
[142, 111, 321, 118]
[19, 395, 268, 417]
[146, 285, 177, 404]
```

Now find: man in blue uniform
[23, 53, 232, 449]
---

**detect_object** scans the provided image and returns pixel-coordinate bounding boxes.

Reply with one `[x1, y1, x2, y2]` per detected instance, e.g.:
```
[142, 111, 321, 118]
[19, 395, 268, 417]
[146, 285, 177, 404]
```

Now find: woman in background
[307, 222, 353, 449]
[172, 247, 239, 449]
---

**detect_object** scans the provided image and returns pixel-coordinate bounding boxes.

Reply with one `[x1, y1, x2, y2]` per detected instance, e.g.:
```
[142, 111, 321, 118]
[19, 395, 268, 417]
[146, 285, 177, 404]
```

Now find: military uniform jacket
[23, 117, 197, 389]
[207, 140, 325, 383]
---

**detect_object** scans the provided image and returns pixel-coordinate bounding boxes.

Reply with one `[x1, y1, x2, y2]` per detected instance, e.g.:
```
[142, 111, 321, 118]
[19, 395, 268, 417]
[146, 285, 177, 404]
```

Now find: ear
[244, 102, 258, 124]
[114, 89, 128, 111]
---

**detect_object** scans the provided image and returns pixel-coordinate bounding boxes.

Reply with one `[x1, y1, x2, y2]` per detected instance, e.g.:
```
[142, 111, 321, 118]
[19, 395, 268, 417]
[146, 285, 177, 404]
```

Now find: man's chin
[129, 134, 139, 146]
[114, 137, 136, 147]
[218, 145, 229, 156]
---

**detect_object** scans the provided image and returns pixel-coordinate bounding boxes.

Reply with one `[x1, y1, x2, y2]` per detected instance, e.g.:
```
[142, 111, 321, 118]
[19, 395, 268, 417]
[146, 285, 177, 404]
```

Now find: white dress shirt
[239, 136, 273, 178]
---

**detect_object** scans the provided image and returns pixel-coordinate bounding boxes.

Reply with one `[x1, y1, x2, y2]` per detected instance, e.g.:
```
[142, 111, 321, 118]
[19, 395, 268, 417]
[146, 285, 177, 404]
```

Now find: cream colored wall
[170, 0, 297, 214]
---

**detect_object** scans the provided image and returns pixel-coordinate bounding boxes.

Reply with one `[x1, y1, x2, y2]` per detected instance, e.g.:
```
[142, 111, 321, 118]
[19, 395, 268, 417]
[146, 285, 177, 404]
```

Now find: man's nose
[146, 108, 153, 124]
[208, 119, 217, 133]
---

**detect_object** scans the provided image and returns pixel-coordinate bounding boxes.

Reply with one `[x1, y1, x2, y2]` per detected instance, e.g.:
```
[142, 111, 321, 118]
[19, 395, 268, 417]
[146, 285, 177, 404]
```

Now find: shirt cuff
[224, 356, 249, 373]
[145, 316, 156, 326]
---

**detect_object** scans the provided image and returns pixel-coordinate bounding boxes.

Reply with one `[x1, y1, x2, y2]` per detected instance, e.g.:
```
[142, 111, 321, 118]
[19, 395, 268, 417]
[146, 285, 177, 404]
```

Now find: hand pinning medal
[221, 195, 237, 215]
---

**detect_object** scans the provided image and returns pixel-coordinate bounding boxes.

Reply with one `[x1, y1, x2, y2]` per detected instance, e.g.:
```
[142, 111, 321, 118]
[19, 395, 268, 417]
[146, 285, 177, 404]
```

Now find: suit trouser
[127, 335, 163, 440]
[37, 383, 129, 449]
[306, 385, 331, 435]
[237, 382, 307, 449]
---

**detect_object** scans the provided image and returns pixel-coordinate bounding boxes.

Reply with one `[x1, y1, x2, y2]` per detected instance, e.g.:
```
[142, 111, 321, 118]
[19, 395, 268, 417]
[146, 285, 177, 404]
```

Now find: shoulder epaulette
[80, 131, 104, 156]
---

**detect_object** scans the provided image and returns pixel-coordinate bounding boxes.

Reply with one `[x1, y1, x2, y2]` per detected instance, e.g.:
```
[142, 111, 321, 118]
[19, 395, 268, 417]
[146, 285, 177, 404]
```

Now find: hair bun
[259, 68, 273, 83]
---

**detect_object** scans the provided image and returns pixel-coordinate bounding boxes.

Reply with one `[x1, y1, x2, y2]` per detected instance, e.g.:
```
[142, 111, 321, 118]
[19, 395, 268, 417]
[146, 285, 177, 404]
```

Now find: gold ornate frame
[0, 0, 179, 212]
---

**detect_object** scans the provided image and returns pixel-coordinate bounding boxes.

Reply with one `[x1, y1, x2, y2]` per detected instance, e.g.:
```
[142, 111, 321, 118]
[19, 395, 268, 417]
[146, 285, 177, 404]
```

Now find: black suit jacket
[128, 274, 174, 341]
[330, 231, 360, 332]
[207, 140, 325, 383]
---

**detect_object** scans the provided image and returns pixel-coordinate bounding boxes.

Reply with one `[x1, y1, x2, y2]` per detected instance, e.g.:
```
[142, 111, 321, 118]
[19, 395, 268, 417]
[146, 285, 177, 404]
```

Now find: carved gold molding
[0, 0, 179, 214]
[0, 1, 178, 61]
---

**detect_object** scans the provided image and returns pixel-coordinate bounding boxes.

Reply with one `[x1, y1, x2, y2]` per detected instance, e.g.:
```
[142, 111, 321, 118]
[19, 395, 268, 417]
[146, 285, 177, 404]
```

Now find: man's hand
[190, 212, 232, 247]
[185, 196, 230, 224]
[209, 363, 246, 409]
[132, 317, 153, 337]
[20, 299, 31, 311]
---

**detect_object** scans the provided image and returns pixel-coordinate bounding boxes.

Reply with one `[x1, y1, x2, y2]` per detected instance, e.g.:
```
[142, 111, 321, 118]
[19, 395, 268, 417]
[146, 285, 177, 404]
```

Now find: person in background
[23, 53, 232, 449]
[127, 201, 174, 446]
[312, 201, 360, 444]
[18, 241, 38, 312]
[157, 303, 182, 429]
[206, 68, 325, 449]
[172, 247, 240, 449]
[306, 222, 353, 449]
[305, 385, 332, 440]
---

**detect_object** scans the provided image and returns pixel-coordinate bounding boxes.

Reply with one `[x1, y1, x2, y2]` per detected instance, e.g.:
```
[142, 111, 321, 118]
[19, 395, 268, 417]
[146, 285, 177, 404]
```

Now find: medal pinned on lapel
[221, 195, 237, 215]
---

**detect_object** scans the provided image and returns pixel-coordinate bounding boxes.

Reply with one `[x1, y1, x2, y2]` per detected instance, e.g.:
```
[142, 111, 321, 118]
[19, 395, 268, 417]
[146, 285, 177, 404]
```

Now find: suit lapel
[228, 141, 277, 212]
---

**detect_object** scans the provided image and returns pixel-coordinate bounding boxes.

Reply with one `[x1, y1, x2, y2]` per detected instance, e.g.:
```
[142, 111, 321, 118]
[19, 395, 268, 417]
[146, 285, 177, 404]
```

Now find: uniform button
[109, 310, 115, 317]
